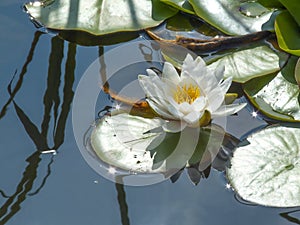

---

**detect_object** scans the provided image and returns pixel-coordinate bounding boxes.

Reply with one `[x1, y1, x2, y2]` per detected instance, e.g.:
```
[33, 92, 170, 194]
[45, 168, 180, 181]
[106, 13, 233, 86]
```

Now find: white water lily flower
[138, 54, 246, 132]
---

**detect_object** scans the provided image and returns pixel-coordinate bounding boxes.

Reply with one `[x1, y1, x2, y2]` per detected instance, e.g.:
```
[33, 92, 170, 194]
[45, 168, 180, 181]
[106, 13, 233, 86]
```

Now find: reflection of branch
[53, 42, 76, 149]
[41, 37, 64, 139]
[280, 210, 300, 225]
[28, 155, 55, 196]
[0, 152, 41, 224]
[115, 183, 130, 225]
[0, 31, 42, 119]
[0, 37, 76, 224]
[12, 101, 48, 151]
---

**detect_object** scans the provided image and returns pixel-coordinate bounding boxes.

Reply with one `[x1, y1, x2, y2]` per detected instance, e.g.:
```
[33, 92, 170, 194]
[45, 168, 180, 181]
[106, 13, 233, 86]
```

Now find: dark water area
[1, 1, 300, 225]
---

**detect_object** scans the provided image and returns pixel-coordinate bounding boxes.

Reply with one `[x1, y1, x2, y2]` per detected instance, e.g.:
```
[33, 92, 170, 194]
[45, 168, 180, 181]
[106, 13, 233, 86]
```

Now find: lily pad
[24, 0, 177, 35]
[275, 11, 300, 56]
[90, 113, 224, 174]
[244, 72, 300, 122]
[207, 46, 281, 83]
[279, 0, 300, 26]
[295, 58, 300, 87]
[159, 0, 195, 14]
[227, 126, 300, 207]
[189, 0, 273, 35]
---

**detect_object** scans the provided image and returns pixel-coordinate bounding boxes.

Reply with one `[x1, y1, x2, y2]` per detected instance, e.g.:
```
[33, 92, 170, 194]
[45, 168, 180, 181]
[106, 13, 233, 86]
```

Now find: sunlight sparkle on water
[251, 111, 258, 118]
[108, 166, 117, 174]
[115, 103, 121, 110]
[225, 183, 231, 190]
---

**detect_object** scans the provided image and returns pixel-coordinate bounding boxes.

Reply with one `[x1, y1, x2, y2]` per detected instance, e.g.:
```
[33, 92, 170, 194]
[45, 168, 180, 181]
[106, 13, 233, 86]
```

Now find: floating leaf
[254, 72, 300, 120]
[295, 58, 300, 87]
[258, 0, 284, 9]
[189, 0, 273, 35]
[275, 11, 300, 56]
[207, 46, 281, 83]
[227, 126, 300, 207]
[90, 113, 165, 173]
[279, 0, 300, 26]
[90, 113, 224, 174]
[243, 72, 300, 122]
[24, 0, 177, 36]
[160, 0, 195, 14]
[281, 55, 298, 85]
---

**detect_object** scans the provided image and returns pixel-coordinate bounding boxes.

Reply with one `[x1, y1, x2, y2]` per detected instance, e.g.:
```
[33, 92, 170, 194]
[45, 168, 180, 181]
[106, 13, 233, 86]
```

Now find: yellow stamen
[173, 84, 200, 104]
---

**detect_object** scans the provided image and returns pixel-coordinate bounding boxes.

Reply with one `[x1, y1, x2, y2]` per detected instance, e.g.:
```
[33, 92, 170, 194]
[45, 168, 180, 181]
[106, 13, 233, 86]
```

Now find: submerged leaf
[24, 0, 177, 35]
[227, 126, 300, 207]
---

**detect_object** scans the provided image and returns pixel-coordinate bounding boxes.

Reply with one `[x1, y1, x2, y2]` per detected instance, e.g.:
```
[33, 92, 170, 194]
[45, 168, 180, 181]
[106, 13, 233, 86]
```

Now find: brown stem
[146, 30, 275, 52]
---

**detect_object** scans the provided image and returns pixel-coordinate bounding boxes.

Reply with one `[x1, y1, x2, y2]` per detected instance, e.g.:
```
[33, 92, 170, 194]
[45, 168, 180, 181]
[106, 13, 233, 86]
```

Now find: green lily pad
[189, 0, 273, 35]
[159, 0, 195, 14]
[258, 0, 284, 9]
[24, 0, 177, 35]
[275, 11, 300, 56]
[207, 46, 281, 83]
[227, 126, 300, 207]
[90, 113, 224, 174]
[295, 58, 300, 87]
[279, 0, 300, 26]
[243, 72, 300, 122]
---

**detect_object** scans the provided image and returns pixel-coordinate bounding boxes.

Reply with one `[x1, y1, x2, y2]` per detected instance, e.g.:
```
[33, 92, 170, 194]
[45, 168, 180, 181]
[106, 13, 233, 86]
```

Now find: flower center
[173, 84, 200, 104]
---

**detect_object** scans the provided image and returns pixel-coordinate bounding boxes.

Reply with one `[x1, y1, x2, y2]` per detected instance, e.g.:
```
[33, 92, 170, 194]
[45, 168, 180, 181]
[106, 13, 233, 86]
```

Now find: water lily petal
[162, 62, 180, 83]
[139, 75, 161, 99]
[139, 74, 172, 109]
[162, 120, 187, 133]
[183, 110, 203, 124]
[167, 103, 184, 118]
[206, 89, 225, 112]
[147, 100, 176, 119]
[213, 65, 225, 83]
[211, 103, 247, 117]
[206, 76, 232, 111]
[146, 69, 159, 78]
[219, 77, 232, 93]
[178, 102, 193, 115]
[191, 96, 207, 111]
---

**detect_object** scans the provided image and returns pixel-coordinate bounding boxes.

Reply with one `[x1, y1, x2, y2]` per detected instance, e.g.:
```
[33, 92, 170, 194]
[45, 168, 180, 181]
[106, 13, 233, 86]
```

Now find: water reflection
[116, 183, 130, 225]
[0, 36, 76, 224]
[0, 31, 42, 120]
[280, 209, 300, 225]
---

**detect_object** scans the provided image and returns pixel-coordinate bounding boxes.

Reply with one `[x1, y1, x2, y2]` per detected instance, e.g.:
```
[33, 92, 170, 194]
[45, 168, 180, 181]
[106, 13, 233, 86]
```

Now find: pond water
[1, 1, 300, 225]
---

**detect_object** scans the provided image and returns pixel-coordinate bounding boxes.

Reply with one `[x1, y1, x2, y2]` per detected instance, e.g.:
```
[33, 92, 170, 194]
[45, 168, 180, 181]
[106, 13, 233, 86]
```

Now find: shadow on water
[0, 36, 76, 224]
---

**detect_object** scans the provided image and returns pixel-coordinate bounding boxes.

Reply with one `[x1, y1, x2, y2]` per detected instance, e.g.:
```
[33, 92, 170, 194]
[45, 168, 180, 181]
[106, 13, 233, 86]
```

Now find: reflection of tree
[116, 183, 130, 225]
[0, 36, 76, 224]
[0, 31, 42, 119]
[280, 210, 300, 225]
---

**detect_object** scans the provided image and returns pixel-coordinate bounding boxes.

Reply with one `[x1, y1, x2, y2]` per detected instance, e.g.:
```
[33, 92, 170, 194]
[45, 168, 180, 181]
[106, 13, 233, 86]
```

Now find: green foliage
[275, 11, 300, 56]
